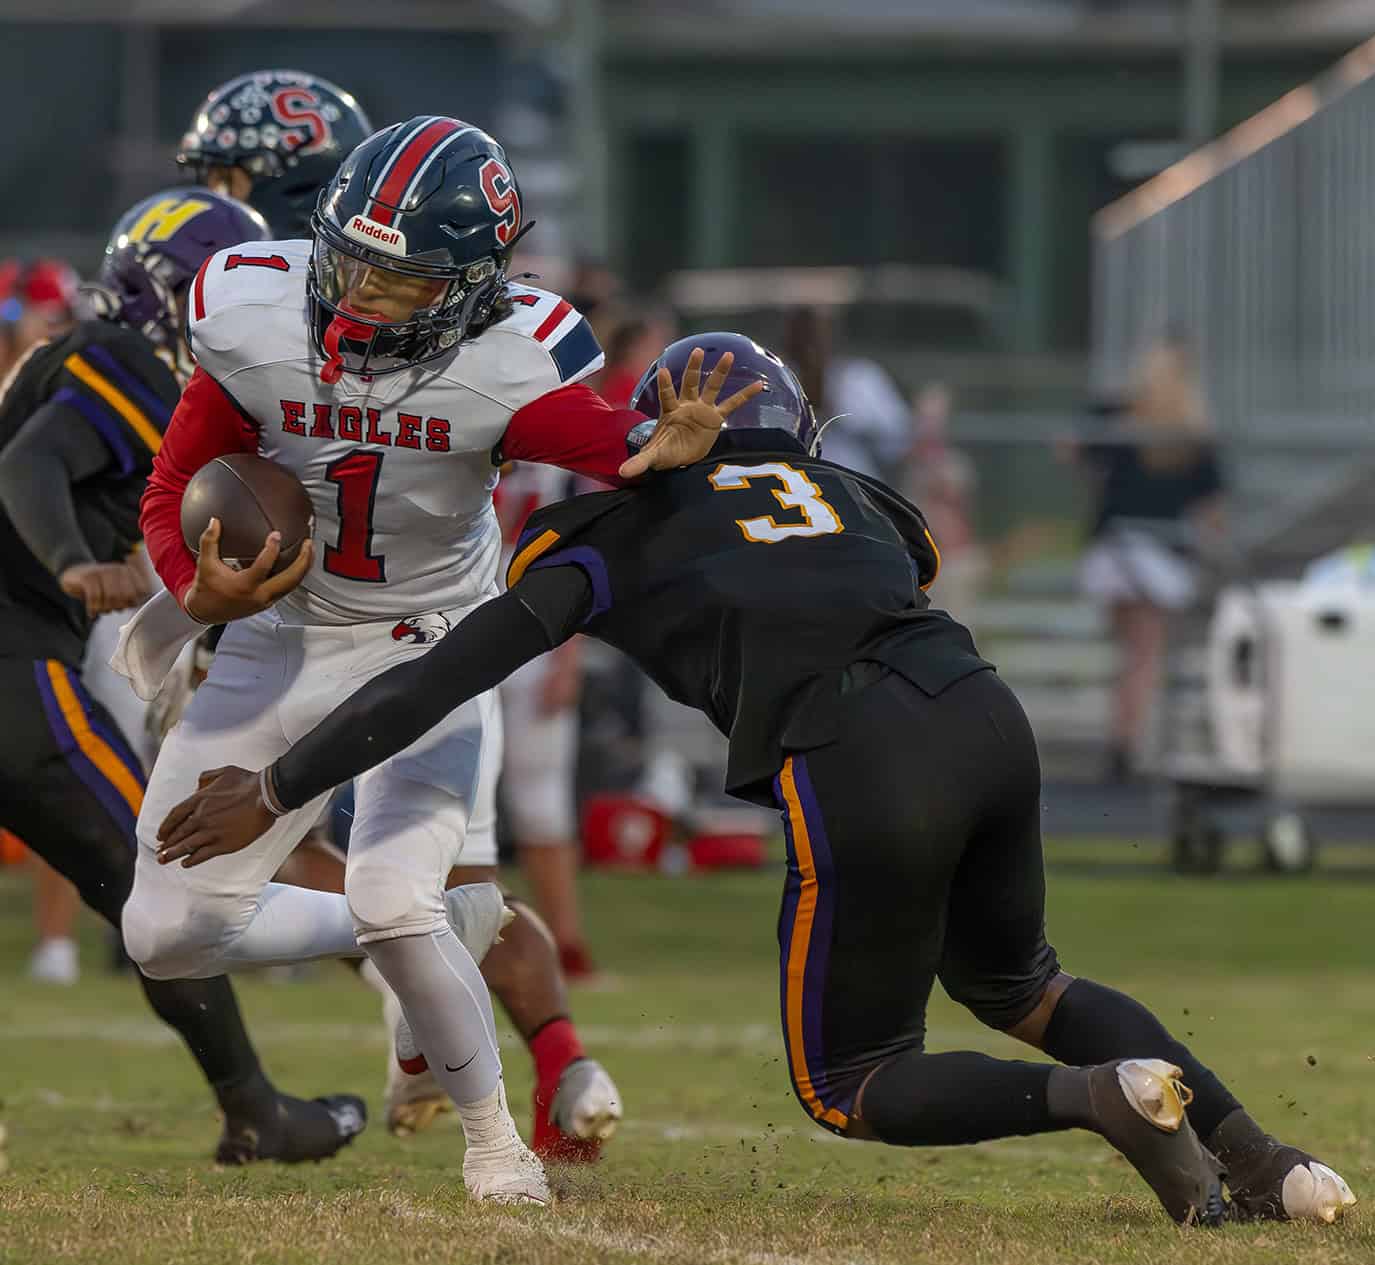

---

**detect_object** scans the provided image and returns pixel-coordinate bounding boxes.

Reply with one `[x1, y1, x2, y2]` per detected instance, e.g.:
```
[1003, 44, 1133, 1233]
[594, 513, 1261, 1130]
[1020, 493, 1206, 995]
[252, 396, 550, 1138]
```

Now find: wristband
[625, 419, 657, 454]
[259, 765, 289, 817]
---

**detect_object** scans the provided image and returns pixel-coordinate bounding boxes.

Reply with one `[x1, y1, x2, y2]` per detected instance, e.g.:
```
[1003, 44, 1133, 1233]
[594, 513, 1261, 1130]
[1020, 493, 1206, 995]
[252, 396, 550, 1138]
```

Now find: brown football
[180, 454, 315, 575]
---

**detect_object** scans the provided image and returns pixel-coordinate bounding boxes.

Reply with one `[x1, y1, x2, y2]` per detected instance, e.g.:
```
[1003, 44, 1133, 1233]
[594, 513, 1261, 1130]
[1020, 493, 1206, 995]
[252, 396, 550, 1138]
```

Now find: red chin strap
[320, 308, 376, 385]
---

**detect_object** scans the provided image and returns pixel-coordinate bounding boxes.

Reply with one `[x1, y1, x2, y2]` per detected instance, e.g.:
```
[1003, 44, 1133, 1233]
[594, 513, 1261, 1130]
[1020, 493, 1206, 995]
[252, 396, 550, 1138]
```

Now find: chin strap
[320, 311, 375, 384]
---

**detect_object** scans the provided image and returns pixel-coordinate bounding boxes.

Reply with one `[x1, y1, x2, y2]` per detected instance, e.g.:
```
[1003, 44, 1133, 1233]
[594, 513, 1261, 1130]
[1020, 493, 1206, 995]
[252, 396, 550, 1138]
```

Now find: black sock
[1041, 978, 1241, 1139]
[137, 972, 275, 1118]
[859, 1049, 1057, 1146]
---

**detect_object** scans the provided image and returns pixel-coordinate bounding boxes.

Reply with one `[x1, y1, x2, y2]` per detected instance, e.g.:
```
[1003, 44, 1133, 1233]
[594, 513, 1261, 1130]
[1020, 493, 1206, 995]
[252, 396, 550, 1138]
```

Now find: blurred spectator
[494, 464, 600, 980]
[783, 306, 909, 481]
[599, 305, 676, 408]
[567, 256, 622, 325]
[575, 303, 677, 817]
[0, 259, 79, 371]
[901, 382, 985, 630]
[1069, 333, 1226, 780]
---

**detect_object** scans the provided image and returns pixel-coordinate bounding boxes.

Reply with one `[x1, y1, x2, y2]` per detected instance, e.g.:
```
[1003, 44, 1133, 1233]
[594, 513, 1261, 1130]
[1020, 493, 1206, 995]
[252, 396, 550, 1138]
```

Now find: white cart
[1162, 580, 1375, 874]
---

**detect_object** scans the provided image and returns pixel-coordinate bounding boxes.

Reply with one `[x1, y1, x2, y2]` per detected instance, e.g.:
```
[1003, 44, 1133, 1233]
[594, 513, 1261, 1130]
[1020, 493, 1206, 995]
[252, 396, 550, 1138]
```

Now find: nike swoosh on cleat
[445, 1051, 479, 1073]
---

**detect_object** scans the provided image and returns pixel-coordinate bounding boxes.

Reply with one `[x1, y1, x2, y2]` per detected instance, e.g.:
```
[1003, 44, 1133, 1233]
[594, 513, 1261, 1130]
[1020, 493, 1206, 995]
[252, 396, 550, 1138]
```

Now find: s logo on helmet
[391, 613, 452, 645]
[479, 158, 520, 247]
[272, 88, 331, 155]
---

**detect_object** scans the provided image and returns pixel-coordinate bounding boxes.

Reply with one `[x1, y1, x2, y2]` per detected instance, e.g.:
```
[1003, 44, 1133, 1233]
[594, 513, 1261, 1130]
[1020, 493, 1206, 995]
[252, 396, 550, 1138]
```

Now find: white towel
[109, 589, 204, 701]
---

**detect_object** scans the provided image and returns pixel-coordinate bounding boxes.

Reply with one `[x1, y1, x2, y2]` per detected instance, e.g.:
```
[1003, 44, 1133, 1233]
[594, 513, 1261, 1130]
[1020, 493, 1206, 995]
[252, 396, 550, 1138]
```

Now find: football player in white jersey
[179, 77, 622, 1156]
[121, 117, 760, 1203]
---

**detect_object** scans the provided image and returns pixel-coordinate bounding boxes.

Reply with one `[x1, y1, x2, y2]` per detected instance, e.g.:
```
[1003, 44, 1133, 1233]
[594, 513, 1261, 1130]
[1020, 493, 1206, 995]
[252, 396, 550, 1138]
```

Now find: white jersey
[188, 239, 603, 625]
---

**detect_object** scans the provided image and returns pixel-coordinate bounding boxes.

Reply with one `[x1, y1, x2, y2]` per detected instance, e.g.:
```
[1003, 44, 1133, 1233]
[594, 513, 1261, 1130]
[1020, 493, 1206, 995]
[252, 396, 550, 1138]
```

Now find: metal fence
[1091, 36, 1375, 561]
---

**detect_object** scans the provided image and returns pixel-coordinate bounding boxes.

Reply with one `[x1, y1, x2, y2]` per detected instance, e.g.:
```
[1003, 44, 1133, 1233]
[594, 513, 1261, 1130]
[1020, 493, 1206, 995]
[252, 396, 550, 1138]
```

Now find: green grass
[2, 844, 1374, 1264]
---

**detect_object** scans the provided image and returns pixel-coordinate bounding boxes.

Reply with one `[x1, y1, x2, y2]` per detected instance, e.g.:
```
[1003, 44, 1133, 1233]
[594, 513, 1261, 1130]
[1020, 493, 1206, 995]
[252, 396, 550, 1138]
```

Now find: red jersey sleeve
[140, 366, 258, 607]
[494, 384, 647, 486]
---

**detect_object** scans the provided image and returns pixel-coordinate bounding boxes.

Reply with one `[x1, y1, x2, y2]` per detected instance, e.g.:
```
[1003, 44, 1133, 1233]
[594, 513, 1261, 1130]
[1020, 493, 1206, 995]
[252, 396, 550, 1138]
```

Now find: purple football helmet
[630, 332, 821, 455]
[95, 187, 269, 371]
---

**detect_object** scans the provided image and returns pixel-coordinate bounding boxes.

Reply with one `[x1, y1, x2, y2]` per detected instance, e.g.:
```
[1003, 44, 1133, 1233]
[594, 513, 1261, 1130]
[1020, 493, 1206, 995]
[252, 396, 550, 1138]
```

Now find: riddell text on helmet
[343, 214, 408, 256]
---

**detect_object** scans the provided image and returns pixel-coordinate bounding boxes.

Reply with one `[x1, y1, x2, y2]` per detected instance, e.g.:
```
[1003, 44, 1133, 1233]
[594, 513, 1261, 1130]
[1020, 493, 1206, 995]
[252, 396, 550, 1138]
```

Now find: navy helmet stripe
[549, 318, 602, 383]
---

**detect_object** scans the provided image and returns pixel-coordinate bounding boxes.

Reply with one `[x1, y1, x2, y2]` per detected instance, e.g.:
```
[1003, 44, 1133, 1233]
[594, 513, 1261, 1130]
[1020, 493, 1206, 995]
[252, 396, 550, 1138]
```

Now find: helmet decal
[179, 71, 372, 238]
[479, 159, 521, 246]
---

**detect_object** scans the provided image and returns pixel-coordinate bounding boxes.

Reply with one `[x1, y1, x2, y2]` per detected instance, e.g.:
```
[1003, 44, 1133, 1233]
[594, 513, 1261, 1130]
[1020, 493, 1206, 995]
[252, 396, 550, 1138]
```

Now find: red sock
[530, 1017, 600, 1162]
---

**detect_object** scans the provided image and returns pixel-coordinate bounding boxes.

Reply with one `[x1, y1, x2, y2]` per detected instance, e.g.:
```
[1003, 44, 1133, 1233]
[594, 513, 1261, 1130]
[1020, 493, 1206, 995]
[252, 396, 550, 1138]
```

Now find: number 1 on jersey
[323, 450, 386, 582]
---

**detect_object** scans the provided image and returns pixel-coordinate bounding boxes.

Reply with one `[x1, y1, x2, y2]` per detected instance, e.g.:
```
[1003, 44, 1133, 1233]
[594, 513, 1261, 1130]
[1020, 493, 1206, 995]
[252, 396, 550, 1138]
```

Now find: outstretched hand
[156, 764, 275, 868]
[183, 517, 313, 625]
[617, 348, 764, 480]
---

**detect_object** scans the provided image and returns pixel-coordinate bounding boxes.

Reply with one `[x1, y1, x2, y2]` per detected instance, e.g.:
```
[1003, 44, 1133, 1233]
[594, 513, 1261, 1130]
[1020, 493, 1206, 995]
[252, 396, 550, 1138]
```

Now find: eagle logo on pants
[391, 612, 452, 645]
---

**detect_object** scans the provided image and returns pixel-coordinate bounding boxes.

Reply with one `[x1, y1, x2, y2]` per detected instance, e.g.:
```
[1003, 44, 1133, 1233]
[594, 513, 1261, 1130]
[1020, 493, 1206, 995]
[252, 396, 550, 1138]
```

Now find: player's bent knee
[345, 857, 445, 943]
[941, 970, 1059, 1032]
[121, 888, 228, 980]
[121, 855, 238, 980]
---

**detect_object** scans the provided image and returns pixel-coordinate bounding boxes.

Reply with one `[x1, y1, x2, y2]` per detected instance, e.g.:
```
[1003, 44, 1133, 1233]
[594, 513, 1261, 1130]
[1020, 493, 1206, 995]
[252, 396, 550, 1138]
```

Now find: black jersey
[507, 437, 992, 801]
[0, 320, 178, 663]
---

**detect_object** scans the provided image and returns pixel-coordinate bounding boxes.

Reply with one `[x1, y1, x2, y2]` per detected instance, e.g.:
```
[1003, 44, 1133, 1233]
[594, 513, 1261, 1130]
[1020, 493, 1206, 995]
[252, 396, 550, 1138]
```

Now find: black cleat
[1087, 1059, 1227, 1226]
[215, 1092, 366, 1165]
[1209, 1111, 1356, 1224]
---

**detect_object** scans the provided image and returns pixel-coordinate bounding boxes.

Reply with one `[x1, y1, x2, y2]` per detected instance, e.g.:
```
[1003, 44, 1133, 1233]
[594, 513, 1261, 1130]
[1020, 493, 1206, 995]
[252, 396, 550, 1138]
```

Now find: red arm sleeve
[495, 384, 647, 486]
[140, 366, 258, 608]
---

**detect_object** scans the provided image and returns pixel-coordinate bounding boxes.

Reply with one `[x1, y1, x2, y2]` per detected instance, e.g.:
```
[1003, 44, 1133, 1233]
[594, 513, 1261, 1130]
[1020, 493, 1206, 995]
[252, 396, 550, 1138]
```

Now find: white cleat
[460, 1082, 551, 1205]
[552, 1058, 622, 1143]
[1116, 1058, 1191, 1132]
[1281, 1162, 1357, 1224]
[28, 937, 78, 986]
[445, 882, 515, 964]
[463, 1137, 552, 1206]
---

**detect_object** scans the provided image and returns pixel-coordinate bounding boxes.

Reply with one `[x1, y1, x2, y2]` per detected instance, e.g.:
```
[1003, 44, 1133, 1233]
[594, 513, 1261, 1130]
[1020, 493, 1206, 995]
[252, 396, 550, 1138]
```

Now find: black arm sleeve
[0, 399, 114, 576]
[271, 563, 594, 810]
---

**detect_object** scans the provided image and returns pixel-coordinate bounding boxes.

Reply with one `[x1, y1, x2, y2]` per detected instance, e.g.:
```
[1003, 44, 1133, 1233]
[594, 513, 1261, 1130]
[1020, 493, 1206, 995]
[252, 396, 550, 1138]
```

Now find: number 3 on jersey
[324, 451, 386, 581]
[708, 462, 844, 543]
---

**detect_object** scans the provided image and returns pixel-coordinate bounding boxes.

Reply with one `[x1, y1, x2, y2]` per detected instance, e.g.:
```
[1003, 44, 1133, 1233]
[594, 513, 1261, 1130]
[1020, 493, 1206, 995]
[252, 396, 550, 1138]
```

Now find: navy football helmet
[177, 70, 372, 238]
[307, 116, 530, 382]
[631, 333, 822, 455]
[93, 188, 270, 373]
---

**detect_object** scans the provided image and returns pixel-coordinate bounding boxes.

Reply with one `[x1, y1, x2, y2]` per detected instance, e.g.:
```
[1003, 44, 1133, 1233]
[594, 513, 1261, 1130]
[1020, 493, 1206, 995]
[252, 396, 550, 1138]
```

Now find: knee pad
[346, 854, 446, 944]
[121, 872, 231, 980]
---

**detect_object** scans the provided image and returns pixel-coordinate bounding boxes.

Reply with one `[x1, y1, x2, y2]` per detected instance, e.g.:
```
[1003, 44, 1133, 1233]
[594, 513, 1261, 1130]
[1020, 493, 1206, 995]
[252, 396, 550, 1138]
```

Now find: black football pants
[771, 665, 1060, 1135]
[0, 656, 268, 1097]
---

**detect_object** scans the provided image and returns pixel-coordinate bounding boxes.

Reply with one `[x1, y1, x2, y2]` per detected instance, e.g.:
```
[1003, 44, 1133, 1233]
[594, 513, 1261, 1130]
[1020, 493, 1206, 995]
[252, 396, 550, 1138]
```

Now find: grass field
[3, 839, 1374, 1264]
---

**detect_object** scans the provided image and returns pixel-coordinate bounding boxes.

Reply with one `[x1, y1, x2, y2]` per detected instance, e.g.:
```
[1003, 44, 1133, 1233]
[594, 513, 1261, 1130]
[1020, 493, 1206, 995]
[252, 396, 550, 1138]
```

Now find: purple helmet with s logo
[630, 332, 821, 455]
[94, 188, 269, 371]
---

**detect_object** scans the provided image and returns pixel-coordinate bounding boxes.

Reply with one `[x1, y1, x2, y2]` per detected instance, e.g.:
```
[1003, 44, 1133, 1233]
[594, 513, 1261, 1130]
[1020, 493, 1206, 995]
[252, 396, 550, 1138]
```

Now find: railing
[1092, 37, 1375, 444]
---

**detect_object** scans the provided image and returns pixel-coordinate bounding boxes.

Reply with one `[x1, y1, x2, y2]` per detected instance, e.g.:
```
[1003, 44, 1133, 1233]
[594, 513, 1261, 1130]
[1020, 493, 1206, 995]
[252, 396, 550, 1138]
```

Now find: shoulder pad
[188, 239, 309, 368]
[488, 284, 604, 390]
[53, 321, 179, 469]
[506, 488, 631, 588]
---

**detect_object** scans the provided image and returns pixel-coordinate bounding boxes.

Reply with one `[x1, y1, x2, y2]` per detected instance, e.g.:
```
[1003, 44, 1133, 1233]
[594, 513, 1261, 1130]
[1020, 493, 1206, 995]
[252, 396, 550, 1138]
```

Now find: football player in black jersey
[158, 335, 1354, 1225]
[0, 187, 366, 1164]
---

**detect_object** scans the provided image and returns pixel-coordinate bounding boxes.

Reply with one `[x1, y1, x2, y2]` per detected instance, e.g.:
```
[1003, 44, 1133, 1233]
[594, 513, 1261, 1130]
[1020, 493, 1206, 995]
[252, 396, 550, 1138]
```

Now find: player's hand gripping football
[59, 559, 152, 616]
[156, 764, 273, 867]
[617, 348, 764, 480]
[183, 517, 313, 625]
